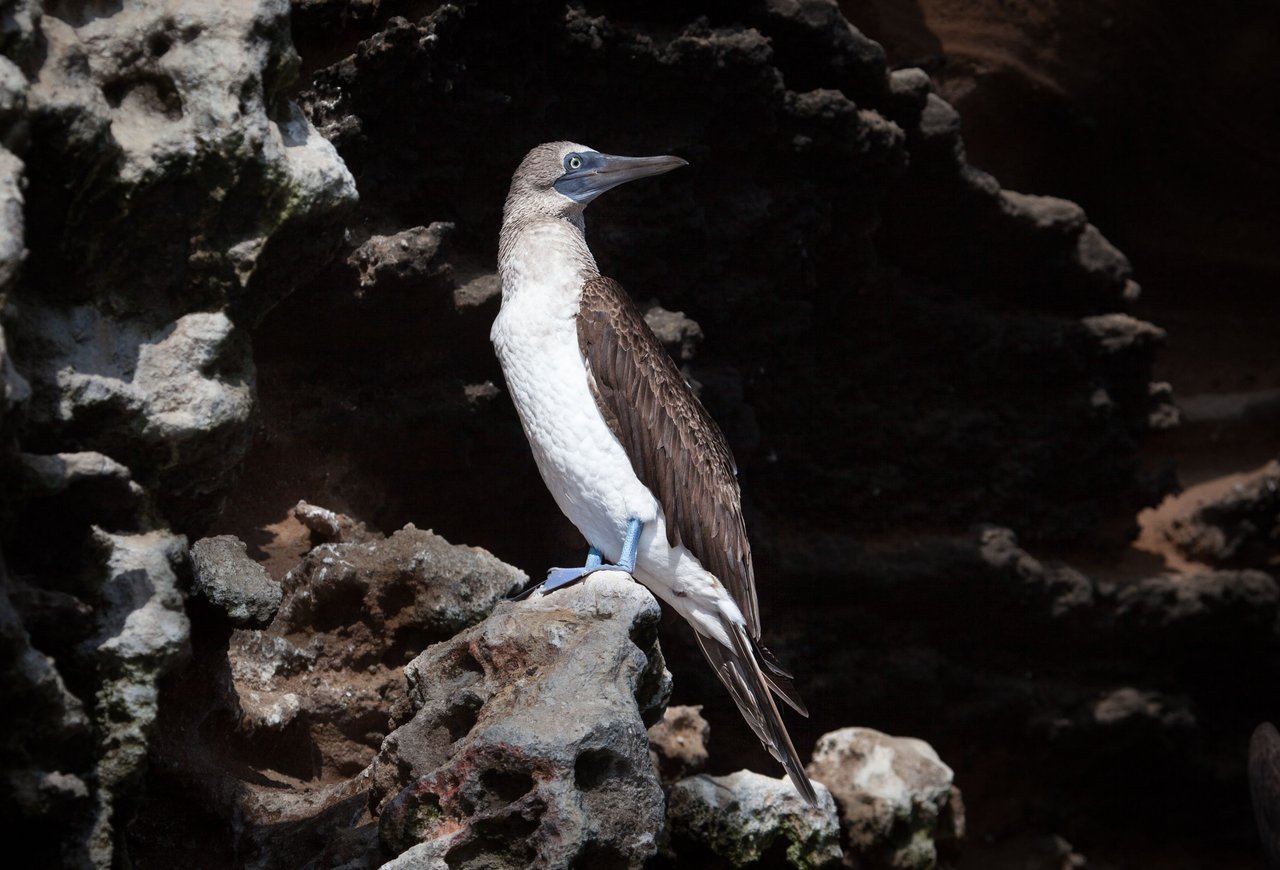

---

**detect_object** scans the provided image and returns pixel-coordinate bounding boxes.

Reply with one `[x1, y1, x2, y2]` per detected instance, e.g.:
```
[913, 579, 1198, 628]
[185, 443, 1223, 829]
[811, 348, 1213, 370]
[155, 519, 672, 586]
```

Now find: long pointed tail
[693, 620, 818, 805]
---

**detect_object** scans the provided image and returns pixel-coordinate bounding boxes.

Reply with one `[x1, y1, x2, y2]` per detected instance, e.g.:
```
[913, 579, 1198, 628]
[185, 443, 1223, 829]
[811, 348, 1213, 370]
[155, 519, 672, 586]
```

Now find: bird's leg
[510, 522, 643, 600]
[614, 517, 642, 574]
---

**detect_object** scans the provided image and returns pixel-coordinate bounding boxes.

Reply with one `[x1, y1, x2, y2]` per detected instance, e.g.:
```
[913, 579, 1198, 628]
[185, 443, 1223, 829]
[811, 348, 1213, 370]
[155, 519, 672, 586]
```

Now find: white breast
[492, 222, 660, 554]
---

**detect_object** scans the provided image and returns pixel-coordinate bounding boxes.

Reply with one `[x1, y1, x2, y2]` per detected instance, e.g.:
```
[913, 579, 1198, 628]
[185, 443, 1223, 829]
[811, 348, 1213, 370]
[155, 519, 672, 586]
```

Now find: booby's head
[504, 141, 687, 226]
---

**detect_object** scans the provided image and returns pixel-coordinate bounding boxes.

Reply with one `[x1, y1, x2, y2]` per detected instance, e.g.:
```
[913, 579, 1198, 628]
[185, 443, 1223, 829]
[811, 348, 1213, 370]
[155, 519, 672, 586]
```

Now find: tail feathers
[752, 636, 809, 717]
[694, 622, 819, 805]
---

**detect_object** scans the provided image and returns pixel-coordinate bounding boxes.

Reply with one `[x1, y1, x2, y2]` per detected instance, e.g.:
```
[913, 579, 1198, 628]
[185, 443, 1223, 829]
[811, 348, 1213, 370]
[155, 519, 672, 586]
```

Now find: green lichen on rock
[666, 770, 843, 868]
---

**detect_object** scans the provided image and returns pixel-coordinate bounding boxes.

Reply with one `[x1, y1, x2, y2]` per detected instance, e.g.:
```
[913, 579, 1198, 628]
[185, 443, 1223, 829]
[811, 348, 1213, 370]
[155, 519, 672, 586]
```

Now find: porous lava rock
[0, 1, 356, 860]
[2, 0, 1265, 866]
[370, 573, 671, 868]
[190, 535, 282, 628]
[649, 703, 711, 785]
[664, 769, 844, 869]
[807, 728, 962, 869]
[233, 523, 526, 779]
[131, 519, 525, 870]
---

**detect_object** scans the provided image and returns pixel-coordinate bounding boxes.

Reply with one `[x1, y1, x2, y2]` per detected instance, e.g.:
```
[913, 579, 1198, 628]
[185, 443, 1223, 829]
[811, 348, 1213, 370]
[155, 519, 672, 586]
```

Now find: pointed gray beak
[555, 152, 688, 204]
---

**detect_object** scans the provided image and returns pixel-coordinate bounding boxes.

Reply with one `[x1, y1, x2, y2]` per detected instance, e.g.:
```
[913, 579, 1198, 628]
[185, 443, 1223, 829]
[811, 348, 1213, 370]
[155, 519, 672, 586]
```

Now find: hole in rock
[479, 768, 533, 804]
[574, 748, 623, 791]
[444, 813, 538, 869]
[308, 578, 367, 632]
[440, 695, 482, 743]
[628, 613, 659, 666]
[147, 32, 172, 57]
[455, 646, 485, 675]
[378, 576, 415, 615]
[101, 74, 184, 121]
[571, 841, 630, 869]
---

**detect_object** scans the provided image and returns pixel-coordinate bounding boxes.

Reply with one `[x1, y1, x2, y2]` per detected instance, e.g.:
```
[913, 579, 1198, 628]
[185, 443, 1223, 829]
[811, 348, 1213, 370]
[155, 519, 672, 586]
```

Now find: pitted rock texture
[370, 574, 671, 868]
[6, 0, 357, 530]
[664, 769, 843, 869]
[649, 703, 711, 785]
[129, 520, 525, 870]
[0, 0, 1267, 867]
[0, 1, 355, 864]
[84, 529, 191, 868]
[190, 535, 282, 628]
[232, 523, 525, 778]
[807, 728, 962, 869]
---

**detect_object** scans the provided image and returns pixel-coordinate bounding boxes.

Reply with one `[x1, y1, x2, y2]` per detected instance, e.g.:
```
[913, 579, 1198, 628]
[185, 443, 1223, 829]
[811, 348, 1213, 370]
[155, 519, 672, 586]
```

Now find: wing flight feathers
[577, 276, 761, 636]
[693, 625, 818, 804]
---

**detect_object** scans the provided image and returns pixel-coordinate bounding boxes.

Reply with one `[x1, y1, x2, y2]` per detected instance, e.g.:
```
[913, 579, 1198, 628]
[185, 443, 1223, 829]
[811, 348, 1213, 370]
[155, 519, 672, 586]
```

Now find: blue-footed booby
[492, 141, 817, 804]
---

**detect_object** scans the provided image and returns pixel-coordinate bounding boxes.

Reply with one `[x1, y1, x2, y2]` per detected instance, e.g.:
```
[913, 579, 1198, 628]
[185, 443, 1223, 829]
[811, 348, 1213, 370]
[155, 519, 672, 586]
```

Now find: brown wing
[577, 276, 761, 637]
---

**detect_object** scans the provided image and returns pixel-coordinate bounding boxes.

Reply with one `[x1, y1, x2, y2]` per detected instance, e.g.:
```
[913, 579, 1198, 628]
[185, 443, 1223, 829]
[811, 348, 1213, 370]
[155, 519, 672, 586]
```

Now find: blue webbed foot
[510, 522, 643, 601]
[510, 550, 604, 601]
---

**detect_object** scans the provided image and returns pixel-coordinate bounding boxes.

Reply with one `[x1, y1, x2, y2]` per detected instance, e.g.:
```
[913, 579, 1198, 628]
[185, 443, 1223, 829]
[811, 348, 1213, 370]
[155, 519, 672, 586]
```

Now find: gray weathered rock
[1115, 570, 1279, 645]
[348, 223, 454, 290]
[7, 0, 357, 528]
[648, 704, 710, 785]
[370, 573, 670, 868]
[644, 304, 704, 363]
[13, 303, 255, 529]
[190, 535, 282, 628]
[666, 769, 843, 868]
[293, 499, 379, 545]
[0, 144, 28, 429]
[276, 523, 525, 641]
[1091, 687, 1196, 732]
[83, 529, 191, 867]
[1250, 722, 1280, 870]
[807, 728, 963, 869]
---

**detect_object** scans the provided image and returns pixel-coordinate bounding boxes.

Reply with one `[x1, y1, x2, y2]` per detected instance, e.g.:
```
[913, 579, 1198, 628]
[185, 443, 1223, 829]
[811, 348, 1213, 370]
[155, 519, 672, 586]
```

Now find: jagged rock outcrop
[0, 1, 355, 864]
[190, 535, 282, 628]
[130, 518, 524, 870]
[370, 574, 671, 868]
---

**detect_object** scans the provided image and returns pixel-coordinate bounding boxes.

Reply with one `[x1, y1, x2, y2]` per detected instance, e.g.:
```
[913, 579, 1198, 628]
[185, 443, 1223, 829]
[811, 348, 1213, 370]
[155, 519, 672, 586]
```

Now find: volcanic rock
[665, 769, 843, 869]
[807, 727, 963, 869]
[649, 704, 711, 785]
[370, 573, 671, 868]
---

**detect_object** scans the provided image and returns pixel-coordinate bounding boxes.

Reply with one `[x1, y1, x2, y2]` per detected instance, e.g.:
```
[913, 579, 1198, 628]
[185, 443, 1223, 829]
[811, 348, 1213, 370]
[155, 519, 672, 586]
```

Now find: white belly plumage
[492, 287, 743, 645]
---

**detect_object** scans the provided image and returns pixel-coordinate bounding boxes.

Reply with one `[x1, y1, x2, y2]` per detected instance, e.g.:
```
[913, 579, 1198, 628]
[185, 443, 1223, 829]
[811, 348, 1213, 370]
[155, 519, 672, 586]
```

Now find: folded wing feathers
[694, 622, 818, 805]
[577, 277, 814, 794]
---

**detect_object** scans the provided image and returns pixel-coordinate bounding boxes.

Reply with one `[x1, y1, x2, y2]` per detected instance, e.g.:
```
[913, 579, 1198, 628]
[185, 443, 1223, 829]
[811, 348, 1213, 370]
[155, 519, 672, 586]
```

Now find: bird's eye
[567, 154, 583, 171]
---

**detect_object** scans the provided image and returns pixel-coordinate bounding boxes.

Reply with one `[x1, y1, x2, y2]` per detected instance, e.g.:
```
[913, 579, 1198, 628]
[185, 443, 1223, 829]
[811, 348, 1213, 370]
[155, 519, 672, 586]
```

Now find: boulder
[649, 704, 711, 785]
[190, 535, 282, 628]
[370, 573, 671, 868]
[1163, 461, 1280, 571]
[807, 728, 962, 869]
[231, 524, 525, 777]
[665, 769, 843, 868]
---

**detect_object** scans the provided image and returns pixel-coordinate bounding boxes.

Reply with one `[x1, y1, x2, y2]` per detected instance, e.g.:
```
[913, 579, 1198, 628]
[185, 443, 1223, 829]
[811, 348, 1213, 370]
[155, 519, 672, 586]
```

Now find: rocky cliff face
[0, 0, 1273, 868]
